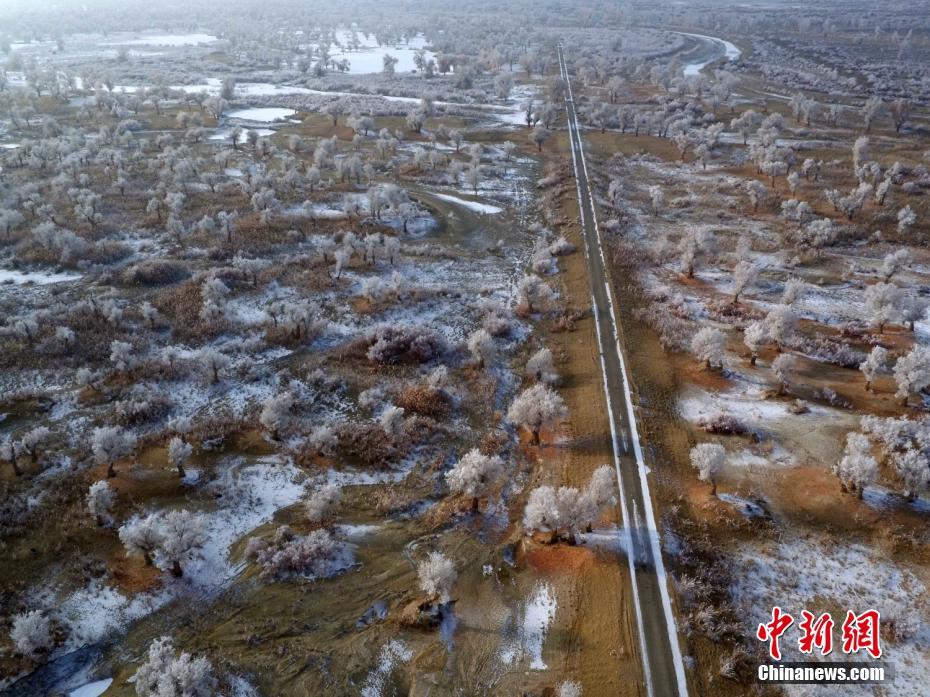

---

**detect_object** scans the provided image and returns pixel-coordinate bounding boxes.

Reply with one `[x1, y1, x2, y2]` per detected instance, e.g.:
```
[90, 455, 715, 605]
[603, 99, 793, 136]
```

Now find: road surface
[557, 44, 690, 697]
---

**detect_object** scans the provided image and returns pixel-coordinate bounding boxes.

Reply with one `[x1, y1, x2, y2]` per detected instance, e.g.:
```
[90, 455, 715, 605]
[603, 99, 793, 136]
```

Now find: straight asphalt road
[557, 44, 689, 697]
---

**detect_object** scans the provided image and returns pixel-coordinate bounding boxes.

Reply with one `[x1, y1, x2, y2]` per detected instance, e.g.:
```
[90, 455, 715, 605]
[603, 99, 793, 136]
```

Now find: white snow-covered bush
[467, 328, 497, 368]
[417, 551, 457, 603]
[118, 510, 206, 576]
[893, 345, 930, 405]
[19, 426, 50, 459]
[445, 449, 505, 509]
[506, 384, 568, 445]
[305, 484, 342, 525]
[516, 274, 556, 313]
[771, 353, 794, 394]
[833, 433, 877, 498]
[691, 327, 726, 370]
[379, 405, 406, 440]
[134, 635, 217, 697]
[10, 610, 52, 657]
[523, 465, 616, 542]
[859, 346, 889, 392]
[259, 392, 294, 439]
[307, 424, 339, 457]
[92, 425, 137, 477]
[245, 526, 348, 580]
[365, 324, 447, 364]
[526, 347, 559, 385]
[87, 480, 116, 525]
[689, 443, 725, 495]
[167, 437, 193, 478]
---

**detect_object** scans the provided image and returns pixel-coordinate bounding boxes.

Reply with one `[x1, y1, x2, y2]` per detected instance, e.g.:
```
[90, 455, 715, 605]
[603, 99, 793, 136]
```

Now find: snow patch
[499, 582, 557, 670]
[431, 192, 503, 215]
[68, 678, 113, 697]
[0, 269, 83, 285]
[360, 640, 413, 697]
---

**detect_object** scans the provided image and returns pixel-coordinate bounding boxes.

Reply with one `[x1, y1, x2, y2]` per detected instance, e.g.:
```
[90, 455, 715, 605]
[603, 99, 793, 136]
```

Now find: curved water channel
[675, 31, 742, 76]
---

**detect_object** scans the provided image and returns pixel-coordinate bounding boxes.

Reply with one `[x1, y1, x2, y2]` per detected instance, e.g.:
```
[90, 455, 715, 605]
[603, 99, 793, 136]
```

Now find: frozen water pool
[676, 31, 742, 76]
[225, 107, 297, 123]
[101, 33, 218, 47]
[210, 127, 276, 144]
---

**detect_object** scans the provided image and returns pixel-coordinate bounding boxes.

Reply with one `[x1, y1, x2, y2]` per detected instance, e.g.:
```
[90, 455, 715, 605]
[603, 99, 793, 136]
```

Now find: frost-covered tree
[892, 448, 930, 501]
[323, 101, 344, 127]
[881, 249, 911, 281]
[507, 384, 568, 445]
[156, 509, 207, 577]
[526, 347, 559, 385]
[305, 484, 342, 525]
[781, 278, 809, 307]
[894, 345, 930, 406]
[530, 126, 550, 152]
[517, 274, 556, 313]
[772, 353, 794, 395]
[445, 449, 505, 510]
[897, 206, 917, 235]
[87, 480, 116, 526]
[743, 322, 768, 366]
[875, 178, 892, 207]
[901, 297, 928, 332]
[405, 109, 425, 135]
[731, 261, 754, 303]
[92, 426, 137, 478]
[860, 346, 889, 392]
[523, 466, 615, 542]
[863, 282, 902, 333]
[833, 433, 877, 498]
[745, 180, 768, 213]
[10, 610, 51, 657]
[763, 306, 797, 352]
[19, 426, 50, 460]
[792, 218, 836, 255]
[119, 514, 162, 567]
[862, 96, 883, 133]
[852, 135, 870, 176]
[417, 551, 456, 603]
[467, 328, 496, 368]
[134, 636, 217, 697]
[689, 443, 725, 495]
[691, 327, 726, 370]
[649, 186, 664, 216]
[167, 437, 193, 478]
[259, 392, 294, 440]
[889, 98, 910, 134]
[678, 227, 716, 278]
[193, 347, 228, 383]
[0, 438, 21, 476]
[523, 485, 559, 533]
